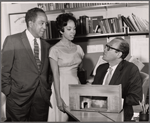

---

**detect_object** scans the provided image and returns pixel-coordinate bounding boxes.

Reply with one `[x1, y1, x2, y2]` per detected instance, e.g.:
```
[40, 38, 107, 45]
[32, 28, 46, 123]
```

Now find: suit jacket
[2, 30, 53, 106]
[92, 60, 142, 121]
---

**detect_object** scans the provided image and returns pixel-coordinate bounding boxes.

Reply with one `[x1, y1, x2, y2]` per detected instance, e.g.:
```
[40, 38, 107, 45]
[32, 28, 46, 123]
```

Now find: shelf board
[127, 31, 149, 36]
[45, 3, 148, 15]
[46, 32, 126, 40]
[75, 32, 126, 38]
[46, 32, 126, 44]
[46, 31, 149, 44]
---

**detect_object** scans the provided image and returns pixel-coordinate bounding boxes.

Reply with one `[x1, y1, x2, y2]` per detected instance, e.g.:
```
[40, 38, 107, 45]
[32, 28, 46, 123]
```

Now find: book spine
[105, 19, 111, 33]
[114, 17, 120, 33]
[126, 17, 137, 32]
[108, 18, 114, 33]
[48, 21, 52, 39]
[88, 17, 94, 33]
[102, 19, 109, 33]
[132, 13, 144, 31]
[128, 16, 140, 31]
[75, 19, 81, 36]
[118, 14, 123, 32]
[121, 16, 133, 32]
[112, 18, 117, 33]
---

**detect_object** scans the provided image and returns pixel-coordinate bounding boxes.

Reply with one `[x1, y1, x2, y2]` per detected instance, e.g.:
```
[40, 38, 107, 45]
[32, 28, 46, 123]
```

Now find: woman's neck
[60, 39, 72, 47]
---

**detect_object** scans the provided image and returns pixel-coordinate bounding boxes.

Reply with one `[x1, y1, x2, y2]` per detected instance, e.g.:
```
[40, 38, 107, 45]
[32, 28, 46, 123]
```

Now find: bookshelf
[45, 27, 149, 44]
[127, 31, 149, 36]
[42, 2, 149, 44]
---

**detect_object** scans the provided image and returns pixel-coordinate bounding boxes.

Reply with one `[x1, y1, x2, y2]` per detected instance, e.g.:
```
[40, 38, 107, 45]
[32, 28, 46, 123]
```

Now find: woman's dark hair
[113, 38, 129, 59]
[56, 13, 77, 32]
[25, 7, 45, 28]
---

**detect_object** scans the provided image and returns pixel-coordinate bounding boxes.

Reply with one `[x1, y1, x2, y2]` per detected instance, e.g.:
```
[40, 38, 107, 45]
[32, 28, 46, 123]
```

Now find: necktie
[104, 67, 113, 85]
[34, 38, 41, 71]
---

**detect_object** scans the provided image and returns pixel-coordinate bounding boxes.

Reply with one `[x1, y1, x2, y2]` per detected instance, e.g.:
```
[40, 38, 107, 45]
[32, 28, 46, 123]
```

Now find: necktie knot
[108, 67, 113, 72]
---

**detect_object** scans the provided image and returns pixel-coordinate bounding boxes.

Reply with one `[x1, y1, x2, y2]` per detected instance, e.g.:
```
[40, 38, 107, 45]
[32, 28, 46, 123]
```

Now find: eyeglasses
[105, 44, 122, 52]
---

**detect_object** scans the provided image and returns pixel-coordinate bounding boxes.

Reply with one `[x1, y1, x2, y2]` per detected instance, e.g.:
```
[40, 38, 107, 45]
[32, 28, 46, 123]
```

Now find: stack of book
[43, 13, 149, 39]
[76, 15, 104, 36]
[92, 13, 149, 34]
[121, 13, 149, 32]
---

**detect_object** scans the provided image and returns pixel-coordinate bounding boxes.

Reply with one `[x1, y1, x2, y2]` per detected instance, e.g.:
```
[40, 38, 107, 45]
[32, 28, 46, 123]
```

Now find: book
[128, 15, 140, 31]
[108, 18, 115, 33]
[126, 17, 137, 32]
[76, 19, 81, 36]
[50, 21, 60, 38]
[101, 19, 108, 33]
[111, 18, 117, 33]
[118, 14, 123, 32]
[131, 13, 144, 31]
[48, 21, 52, 39]
[85, 17, 90, 34]
[137, 17, 149, 31]
[79, 15, 89, 35]
[43, 22, 50, 39]
[98, 20, 107, 34]
[88, 17, 94, 33]
[140, 18, 149, 31]
[104, 18, 111, 33]
[46, 22, 50, 39]
[114, 17, 120, 33]
[91, 16, 103, 33]
[121, 15, 135, 32]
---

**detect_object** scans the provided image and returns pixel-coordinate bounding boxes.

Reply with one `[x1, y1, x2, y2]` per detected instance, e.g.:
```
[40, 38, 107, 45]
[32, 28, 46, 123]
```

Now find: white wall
[1, 2, 37, 49]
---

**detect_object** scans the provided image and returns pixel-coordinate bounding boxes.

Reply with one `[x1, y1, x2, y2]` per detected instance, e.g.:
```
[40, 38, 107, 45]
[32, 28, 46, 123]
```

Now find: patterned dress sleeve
[49, 46, 59, 62]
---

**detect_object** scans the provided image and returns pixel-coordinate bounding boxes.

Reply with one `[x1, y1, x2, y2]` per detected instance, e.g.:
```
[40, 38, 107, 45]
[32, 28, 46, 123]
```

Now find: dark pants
[6, 85, 49, 121]
[124, 105, 133, 121]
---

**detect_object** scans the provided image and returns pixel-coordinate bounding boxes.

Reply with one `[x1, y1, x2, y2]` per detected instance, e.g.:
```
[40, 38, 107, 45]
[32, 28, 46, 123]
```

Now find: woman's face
[61, 20, 76, 41]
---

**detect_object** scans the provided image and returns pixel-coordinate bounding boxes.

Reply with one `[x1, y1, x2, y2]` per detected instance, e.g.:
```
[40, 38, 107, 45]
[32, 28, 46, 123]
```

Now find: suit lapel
[21, 31, 37, 68]
[109, 60, 124, 85]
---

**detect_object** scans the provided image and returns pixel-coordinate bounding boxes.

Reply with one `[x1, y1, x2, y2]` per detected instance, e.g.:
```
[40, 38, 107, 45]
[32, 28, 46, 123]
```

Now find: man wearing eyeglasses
[92, 37, 142, 121]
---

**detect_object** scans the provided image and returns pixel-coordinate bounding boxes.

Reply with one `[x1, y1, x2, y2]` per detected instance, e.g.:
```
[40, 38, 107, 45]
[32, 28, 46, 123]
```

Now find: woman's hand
[57, 97, 67, 113]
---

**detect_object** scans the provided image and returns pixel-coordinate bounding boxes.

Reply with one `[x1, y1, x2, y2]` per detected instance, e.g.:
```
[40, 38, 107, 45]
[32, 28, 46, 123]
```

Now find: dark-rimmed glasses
[105, 44, 122, 52]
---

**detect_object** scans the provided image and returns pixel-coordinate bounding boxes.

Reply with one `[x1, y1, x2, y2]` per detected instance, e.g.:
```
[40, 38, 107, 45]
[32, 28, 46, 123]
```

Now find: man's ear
[117, 52, 122, 58]
[28, 21, 33, 28]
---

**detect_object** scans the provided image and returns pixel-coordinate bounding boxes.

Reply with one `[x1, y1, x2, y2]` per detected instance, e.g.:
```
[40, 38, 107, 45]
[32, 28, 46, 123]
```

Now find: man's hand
[86, 77, 94, 85]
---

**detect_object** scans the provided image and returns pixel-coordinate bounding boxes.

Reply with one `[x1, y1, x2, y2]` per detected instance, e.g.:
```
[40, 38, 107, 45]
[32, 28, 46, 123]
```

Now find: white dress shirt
[102, 64, 119, 85]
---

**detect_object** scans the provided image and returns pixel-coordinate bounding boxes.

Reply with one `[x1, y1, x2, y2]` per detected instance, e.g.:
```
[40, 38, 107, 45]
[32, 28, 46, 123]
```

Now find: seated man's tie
[104, 67, 113, 85]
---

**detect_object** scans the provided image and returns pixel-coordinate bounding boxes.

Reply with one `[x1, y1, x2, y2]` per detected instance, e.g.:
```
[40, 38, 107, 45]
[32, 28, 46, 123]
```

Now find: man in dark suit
[92, 37, 142, 121]
[1, 7, 53, 121]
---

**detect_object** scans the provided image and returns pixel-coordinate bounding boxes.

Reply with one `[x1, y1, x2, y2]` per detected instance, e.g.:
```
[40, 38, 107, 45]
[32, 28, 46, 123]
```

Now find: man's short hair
[25, 7, 45, 28]
[113, 38, 129, 59]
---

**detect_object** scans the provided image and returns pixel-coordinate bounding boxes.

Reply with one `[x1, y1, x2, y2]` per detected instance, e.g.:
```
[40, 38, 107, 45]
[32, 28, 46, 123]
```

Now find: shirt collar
[26, 29, 35, 41]
[26, 29, 40, 41]
[109, 64, 118, 71]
